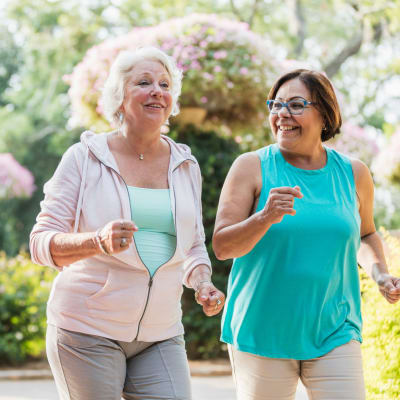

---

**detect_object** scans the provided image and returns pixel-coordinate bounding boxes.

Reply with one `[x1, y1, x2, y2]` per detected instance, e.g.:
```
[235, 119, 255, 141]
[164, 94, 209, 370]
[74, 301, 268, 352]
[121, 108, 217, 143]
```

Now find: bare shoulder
[235, 151, 260, 165]
[232, 151, 260, 171]
[350, 158, 373, 186]
[229, 151, 262, 194]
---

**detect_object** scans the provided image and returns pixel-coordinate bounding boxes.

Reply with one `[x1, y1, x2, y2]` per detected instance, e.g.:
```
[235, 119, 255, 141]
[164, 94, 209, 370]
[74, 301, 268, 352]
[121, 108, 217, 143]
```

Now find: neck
[280, 143, 326, 169]
[119, 124, 162, 157]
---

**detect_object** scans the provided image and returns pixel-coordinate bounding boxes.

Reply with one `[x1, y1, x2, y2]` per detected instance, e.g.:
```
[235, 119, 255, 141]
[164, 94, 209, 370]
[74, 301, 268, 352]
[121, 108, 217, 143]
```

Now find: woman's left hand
[376, 273, 400, 304]
[195, 282, 226, 316]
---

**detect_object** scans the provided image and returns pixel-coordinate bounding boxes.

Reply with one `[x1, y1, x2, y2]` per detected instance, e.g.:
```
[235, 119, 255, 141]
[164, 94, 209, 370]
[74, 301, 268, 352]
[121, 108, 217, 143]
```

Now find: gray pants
[46, 325, 192, 400]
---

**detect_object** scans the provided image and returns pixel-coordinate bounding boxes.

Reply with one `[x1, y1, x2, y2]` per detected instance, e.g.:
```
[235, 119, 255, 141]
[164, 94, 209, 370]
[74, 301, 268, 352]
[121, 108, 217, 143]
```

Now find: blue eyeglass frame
[266, 99, 313, 114]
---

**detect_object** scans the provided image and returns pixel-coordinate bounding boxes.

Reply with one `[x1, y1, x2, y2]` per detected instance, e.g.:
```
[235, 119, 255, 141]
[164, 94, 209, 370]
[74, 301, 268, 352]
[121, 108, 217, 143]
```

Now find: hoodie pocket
[86, 269, 145, 324]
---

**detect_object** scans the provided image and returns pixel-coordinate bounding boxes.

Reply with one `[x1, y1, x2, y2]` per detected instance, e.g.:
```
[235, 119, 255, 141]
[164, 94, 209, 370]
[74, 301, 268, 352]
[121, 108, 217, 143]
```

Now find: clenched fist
[96, 219, 138, 254]
[262, 185, 303, 224]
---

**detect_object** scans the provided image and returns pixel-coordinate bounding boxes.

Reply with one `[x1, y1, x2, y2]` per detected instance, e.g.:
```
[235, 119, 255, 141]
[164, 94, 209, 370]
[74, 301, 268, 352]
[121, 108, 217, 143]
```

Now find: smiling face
[121, 59, 173, 130]
[269, 78, 324, 153]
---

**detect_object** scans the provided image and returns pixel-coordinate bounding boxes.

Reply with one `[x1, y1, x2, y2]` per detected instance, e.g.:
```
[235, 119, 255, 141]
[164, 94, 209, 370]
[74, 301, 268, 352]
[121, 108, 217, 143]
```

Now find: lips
[144, 103, 165, 109]
[278, 125, 300, 133]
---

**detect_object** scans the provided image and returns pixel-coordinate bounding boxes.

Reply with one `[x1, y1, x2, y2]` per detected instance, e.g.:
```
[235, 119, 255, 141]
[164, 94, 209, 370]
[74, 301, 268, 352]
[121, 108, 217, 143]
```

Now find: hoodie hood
[80, 130, 197, 172]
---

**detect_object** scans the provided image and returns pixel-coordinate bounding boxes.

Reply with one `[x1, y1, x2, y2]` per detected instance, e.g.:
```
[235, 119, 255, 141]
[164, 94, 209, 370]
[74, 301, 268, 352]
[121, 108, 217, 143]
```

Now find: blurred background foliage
[360, 229, 400, 399]
[0, 1, 400, 396]
[0, 252, 56, 365]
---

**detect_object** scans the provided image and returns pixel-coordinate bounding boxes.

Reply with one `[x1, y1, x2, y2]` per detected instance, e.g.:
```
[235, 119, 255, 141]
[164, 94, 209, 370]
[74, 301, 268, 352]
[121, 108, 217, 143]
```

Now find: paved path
[0, 377, 308, 399]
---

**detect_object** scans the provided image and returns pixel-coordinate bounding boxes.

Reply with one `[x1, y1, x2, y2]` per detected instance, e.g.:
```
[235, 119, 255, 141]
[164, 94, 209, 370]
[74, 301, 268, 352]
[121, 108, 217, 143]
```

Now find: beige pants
[228, 340, 365, 400]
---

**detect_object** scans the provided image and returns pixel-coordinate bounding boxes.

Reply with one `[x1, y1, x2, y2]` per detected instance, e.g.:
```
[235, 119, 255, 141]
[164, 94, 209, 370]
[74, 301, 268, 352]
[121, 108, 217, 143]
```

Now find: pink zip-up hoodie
[30, 131, 211, 342]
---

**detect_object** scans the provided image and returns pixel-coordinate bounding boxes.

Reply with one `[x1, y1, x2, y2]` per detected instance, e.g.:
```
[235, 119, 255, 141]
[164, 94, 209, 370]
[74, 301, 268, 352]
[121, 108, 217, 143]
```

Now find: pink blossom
[200, 96, 208, 104]
[326, 122, 380, 167]
[213, 50, 227, 60]
[190, 61, 201, 70]
[65, 13, 277, 131]
[0, 153, 36, 199]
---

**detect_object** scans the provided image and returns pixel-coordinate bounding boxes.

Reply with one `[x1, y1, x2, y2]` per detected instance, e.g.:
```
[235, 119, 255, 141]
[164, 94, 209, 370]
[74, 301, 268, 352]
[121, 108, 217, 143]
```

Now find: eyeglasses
[266, 99, 313, 115]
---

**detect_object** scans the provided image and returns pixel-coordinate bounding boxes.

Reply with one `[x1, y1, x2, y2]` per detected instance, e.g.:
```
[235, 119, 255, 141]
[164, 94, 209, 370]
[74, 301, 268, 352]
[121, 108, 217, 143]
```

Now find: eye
[160, 81, 170, 89]
[289, 101, 304, 110]
[272, 101, 282, 110]
[138, 80, 150, 86]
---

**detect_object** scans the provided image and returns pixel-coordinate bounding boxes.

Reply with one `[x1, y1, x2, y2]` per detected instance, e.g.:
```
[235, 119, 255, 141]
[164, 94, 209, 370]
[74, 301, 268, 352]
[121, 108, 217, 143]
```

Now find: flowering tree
[0, 153, 35, 199]
[372, 130, 400, 187]
[66, 14, 278, 133]
[326, 122, 380, 167]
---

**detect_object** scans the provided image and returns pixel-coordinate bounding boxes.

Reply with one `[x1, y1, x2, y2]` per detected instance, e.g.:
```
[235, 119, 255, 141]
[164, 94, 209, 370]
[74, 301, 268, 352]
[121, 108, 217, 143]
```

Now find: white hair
[101, 47, 182, 126]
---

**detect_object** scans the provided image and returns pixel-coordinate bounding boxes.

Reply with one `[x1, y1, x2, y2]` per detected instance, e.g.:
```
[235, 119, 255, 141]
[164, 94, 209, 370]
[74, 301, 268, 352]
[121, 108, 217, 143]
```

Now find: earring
[119, 112, 124, 124]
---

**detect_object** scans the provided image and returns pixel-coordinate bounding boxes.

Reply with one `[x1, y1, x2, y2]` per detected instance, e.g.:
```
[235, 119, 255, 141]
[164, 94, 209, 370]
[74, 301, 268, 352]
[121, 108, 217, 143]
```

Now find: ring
[214, 298, 222, 310]
[120, 237, 127, 247]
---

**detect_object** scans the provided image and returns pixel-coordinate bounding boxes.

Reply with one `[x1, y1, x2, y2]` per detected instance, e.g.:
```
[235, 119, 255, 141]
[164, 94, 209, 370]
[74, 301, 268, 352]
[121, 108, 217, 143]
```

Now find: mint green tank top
[127, 187, 176, 277]
[221, 144, 362, 359]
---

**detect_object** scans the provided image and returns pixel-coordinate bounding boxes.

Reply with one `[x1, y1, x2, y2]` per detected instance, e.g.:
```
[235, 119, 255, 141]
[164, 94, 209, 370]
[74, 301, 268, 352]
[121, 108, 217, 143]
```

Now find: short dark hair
[268, 69, 342, 141]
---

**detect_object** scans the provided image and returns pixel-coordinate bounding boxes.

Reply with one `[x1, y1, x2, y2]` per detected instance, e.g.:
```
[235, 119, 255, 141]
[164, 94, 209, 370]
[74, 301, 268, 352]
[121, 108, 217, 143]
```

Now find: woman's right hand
[97, 220, 138, 254]
[262, 186, 303, 225]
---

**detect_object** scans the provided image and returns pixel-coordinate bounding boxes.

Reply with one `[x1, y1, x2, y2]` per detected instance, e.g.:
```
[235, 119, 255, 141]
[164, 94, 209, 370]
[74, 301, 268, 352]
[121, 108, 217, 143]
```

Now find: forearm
[50, 232, 100, 267]
[358, 232, 389, 282]
[188, 264, 212, 291]
[213, 210, 273, 260]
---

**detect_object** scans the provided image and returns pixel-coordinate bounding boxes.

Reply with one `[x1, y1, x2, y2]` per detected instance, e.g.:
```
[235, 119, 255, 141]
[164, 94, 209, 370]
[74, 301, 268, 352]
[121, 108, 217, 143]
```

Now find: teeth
[279, 126, 297, 131]
[147, 104, 162, 108]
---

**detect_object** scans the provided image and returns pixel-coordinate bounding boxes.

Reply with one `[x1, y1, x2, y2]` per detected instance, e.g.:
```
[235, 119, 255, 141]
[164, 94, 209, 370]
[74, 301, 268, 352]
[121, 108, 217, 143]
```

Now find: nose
[277, 105, 291, 117]
[150, 83, 163, 98]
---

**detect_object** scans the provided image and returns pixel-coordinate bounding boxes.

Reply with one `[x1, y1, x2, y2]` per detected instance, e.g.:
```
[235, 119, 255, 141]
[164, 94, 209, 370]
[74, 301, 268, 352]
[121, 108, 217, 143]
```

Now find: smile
[145, 103, 164, 109]
[279, 125, 299, 132]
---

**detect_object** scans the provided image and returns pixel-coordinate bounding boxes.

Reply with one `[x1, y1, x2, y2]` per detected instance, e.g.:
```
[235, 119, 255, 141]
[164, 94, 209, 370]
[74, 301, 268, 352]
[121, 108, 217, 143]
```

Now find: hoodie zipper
[94, 150, 196, 341]
[133, 157, 195, 340]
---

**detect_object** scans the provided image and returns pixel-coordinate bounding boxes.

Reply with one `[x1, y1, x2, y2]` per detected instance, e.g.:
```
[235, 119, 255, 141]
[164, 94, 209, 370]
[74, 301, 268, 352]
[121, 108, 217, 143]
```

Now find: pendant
[139, 154, 144, 160]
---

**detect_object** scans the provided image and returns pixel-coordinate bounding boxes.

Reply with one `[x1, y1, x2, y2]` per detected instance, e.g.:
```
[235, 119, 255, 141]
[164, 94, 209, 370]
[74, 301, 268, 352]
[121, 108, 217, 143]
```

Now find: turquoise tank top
[127, 187, 176, 277]
[221, 144, 362, 359]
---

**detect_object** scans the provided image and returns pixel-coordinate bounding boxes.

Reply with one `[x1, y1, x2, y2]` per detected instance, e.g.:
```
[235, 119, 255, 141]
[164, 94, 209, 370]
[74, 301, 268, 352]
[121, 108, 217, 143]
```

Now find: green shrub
[361, 229, 400, 399]
[0, 253, 56, 365]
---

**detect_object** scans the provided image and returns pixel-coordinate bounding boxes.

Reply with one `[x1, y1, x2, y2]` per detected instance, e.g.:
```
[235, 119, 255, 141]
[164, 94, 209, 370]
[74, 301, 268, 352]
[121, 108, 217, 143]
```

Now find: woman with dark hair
[213, 69, 400, 399]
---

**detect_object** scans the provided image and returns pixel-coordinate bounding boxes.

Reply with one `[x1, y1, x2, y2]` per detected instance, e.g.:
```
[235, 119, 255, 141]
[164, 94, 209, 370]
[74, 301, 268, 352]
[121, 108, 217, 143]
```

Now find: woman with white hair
[30, 47, 225, 400]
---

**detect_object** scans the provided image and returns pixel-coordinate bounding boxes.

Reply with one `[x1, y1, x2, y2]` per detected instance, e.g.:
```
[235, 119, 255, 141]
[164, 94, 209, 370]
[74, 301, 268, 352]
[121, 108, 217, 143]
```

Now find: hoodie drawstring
[73, 147, 89, 233]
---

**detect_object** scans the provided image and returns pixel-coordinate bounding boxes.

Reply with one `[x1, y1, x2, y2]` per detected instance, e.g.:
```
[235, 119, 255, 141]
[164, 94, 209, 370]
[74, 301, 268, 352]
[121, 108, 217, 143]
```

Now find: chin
[277, 133, 299, 144]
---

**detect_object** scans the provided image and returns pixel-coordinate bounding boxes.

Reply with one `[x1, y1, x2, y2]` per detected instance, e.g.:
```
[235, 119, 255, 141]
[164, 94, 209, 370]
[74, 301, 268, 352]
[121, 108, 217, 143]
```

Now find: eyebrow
[276, 96, 307, 101]
[136, 72, 170, 81]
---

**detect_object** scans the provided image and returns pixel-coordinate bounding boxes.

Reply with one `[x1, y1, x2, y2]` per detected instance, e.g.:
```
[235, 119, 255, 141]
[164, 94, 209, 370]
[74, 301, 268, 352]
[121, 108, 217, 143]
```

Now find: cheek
[163, 92, 173, 106]
[124, 88, 148, 107]
[269, 115, 277, 130]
